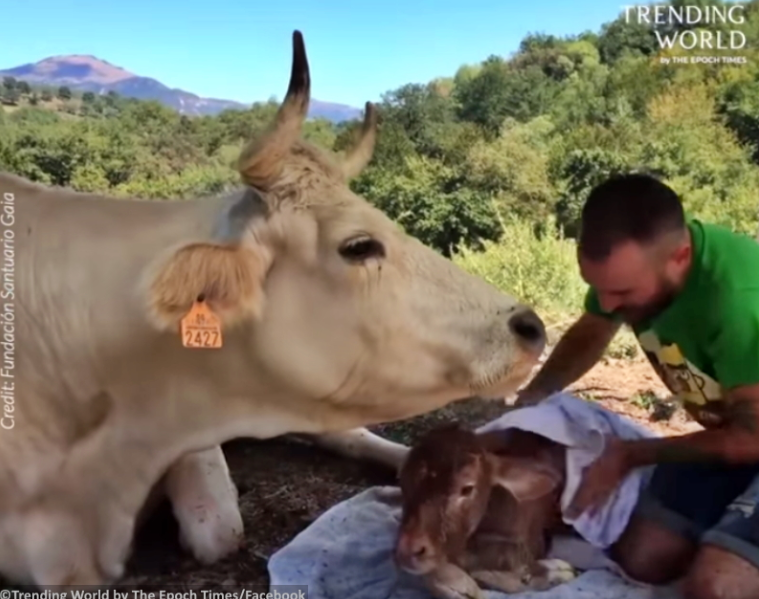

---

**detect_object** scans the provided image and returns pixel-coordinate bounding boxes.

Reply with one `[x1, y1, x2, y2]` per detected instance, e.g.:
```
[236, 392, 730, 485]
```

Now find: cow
[0, 30, 547, 587]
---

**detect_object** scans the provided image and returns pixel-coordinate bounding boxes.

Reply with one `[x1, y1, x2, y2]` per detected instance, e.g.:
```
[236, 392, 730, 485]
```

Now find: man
[515, 172, 759, 599]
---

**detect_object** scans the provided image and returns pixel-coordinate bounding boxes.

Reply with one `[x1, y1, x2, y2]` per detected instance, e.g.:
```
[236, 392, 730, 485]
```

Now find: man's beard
[613, 279, 679, 325]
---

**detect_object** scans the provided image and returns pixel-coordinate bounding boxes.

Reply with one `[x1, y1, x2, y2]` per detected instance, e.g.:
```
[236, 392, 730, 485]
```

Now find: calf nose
[409, 538, 429, 558]
[396, 533, 434, 571]
[508, 306, 546, 355]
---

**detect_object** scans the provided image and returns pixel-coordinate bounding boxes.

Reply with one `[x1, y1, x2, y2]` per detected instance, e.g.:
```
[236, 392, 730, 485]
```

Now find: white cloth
[268, 393, 677, 599]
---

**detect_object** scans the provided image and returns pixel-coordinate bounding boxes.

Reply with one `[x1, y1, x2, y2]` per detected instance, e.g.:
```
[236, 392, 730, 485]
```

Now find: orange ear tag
[180, 297, 223, 349]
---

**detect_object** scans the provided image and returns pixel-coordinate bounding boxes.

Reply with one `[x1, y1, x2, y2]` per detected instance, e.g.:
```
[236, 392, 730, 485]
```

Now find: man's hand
[513, 386, 551, 407]
[568, 388, 759, 520]
[567, 436, 632, 519]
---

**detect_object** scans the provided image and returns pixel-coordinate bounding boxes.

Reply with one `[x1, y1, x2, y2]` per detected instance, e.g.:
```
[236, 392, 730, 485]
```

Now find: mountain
[0, 55, 362, 122]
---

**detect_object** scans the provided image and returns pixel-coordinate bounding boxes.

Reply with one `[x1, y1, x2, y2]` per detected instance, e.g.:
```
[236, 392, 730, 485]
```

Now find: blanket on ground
[268, 393, 680, 599]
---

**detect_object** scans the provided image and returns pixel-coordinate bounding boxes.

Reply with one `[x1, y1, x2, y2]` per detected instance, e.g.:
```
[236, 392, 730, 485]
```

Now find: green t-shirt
[585, 218, 759, 407]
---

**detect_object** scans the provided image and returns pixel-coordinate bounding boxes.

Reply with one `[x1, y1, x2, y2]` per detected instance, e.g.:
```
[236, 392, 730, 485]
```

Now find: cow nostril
[508, 307, 546, 351]
[413, 544, 427, 558]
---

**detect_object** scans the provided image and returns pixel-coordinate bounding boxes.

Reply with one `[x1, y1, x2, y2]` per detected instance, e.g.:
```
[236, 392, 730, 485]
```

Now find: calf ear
[488, 455, 562, 502]
[141, 188, 273, 333]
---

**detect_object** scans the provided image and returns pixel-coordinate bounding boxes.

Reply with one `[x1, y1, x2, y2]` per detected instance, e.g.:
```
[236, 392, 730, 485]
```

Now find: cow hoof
[98, 559, 125, 582]
[538, 558, 577, 584]
[178, 509, 245, 564]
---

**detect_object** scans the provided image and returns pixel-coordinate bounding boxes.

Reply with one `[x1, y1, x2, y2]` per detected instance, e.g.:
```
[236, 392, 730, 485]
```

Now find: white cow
[0, 31, 547, 587]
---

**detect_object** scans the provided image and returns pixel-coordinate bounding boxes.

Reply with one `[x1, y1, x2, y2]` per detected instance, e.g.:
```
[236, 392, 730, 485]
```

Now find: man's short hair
[578, 173, 686, 261]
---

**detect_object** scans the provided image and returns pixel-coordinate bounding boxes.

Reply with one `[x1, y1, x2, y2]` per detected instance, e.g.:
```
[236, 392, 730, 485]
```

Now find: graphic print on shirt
[637, 330, 722, 405]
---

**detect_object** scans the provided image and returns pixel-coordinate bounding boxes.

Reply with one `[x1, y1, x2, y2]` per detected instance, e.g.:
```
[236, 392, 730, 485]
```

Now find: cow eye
[338, 235, 385, 263]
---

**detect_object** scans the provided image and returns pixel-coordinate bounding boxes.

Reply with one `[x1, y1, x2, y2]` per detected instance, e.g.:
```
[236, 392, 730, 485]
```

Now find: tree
[57, 86, 72, 100]
[596, 14, 659, 64]
[454, 56, 559, 136]
[0, 87, 20, 106]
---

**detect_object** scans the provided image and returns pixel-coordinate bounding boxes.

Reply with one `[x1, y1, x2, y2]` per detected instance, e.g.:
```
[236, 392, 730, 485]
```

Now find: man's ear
[141, 188, 273, 332]
[487, 454, 562, 502]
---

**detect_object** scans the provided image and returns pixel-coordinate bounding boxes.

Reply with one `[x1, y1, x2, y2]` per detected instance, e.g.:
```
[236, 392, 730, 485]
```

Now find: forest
[2, 0, 759, 357]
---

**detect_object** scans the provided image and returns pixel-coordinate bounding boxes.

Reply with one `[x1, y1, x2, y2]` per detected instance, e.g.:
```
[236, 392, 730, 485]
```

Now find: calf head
[395, 423, 563, 575]
[142, 31, 547, 426]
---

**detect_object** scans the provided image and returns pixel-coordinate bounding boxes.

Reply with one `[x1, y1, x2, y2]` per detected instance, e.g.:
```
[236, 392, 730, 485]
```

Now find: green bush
[453, 212, 640, 358]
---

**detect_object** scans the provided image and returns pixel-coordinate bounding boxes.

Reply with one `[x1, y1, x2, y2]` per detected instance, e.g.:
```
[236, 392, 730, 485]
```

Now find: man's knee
[609, 516, 695, 585]
[682, 470, 759, 599]
[682, 545, 759, 599]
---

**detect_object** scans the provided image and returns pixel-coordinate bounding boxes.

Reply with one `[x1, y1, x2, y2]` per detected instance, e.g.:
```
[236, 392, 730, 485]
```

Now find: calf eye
[338, 235, 385, 263]
[460, 484, 475, 497]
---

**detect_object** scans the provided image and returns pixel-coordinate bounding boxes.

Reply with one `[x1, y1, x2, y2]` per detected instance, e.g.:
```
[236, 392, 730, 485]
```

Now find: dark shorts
[633, 461, 759, 568]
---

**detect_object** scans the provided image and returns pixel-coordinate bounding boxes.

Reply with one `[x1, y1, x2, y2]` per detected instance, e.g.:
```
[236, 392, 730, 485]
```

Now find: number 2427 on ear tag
[180, 300, 223, 348]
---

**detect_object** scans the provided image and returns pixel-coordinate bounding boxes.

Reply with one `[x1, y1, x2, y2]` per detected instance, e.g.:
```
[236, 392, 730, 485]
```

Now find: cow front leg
[423, 562, 485, 599]
[470, 559, 576, 594]
[298, 427, 409, 471]
[163, 445, 245, 564]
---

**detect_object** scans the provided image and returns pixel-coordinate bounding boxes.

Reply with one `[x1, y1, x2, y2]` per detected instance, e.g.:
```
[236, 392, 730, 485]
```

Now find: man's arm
[518, 310, 621, 404]
[619, 384, 759, 468]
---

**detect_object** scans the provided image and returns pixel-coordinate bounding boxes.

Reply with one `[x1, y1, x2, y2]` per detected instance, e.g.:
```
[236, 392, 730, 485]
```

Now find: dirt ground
[109, 353, 697, 589]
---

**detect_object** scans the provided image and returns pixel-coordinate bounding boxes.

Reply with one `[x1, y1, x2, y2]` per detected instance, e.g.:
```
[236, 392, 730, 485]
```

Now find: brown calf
[395, 422, 577, 598]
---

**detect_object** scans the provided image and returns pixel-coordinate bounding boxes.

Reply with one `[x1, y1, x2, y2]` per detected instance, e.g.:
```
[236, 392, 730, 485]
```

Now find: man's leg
[609, 461, 759, 585]
[681, 470, 759, 599]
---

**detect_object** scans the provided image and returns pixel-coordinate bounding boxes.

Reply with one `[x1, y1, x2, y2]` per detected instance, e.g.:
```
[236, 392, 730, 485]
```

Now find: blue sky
[2, 0, 625, 108]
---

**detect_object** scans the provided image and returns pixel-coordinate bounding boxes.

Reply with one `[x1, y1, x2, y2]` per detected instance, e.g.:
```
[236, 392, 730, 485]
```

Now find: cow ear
[141, 189, 272, 333]
[488, 455, 562, 503]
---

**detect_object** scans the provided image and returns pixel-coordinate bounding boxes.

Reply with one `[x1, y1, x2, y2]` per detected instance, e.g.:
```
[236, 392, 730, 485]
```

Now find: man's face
[578, 240, 688, 325]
